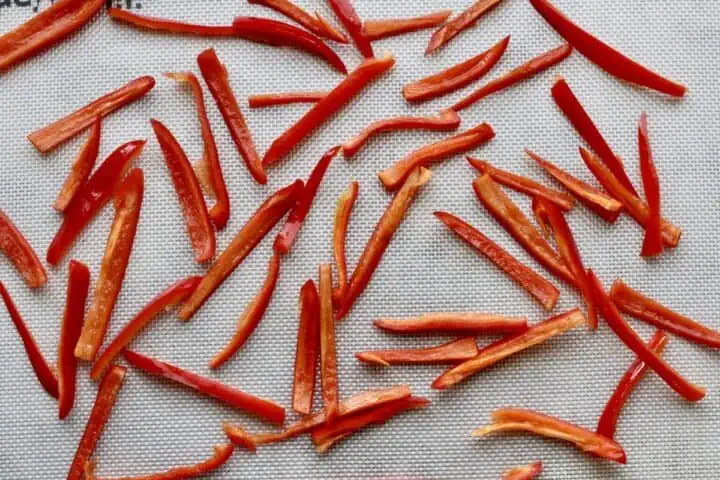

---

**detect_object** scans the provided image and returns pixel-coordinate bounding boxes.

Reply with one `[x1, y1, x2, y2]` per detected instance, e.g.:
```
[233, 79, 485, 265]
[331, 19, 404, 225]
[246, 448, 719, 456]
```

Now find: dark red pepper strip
[0, 281, 58, 399]
[638, 113, 663, 257]
[248, 91, 328, 108]
[425, 0, 504, 55]
[248, 0, 348, 43]
[327, 0, 374, 58]
[529, 0, 686, 97]
[356, 337, 479, 366]
[362, 10, 452, 41]
[504, 461, 543, 480]
[54, 117, 101, 212]
[0, 208, 47, 288]
[319, 264, 339, 421]
[292, 279, 321, 415]
[109, 8, 235, 36]
[332, 181, 359, 305]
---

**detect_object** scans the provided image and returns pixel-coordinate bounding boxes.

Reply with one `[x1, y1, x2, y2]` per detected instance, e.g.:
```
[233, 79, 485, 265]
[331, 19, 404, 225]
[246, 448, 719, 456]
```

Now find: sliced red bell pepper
[248, 0, 348, 43]
[165, 72, 229, 230]
[531, 196, 551, 239]
[474, 408, 626, 464]
[28, 76, 155, 153]
[327, 0, 373, 58]
[363, 10, 452, 41]
[529, 0, 686, 97]
[223, 423, 258, 452]
[452, 43, 571, 112]
[58, 260, 90, 419]
[596, 330, 668, 439]
[319, 263, 339, 421]
[210, 254, 281, 369]
[178, 180, 302, 320]
[336, 168, 431, 321]
[0, 208, 47, 288]
[74, 169, 143, 362]
[90, 276, 201, 381]
[123, 349, 285, 424]
[274, 146, 338, 254]
[46, 140, 146, 265]
[54, 117, 101, 212]
[374, 313, 528, 334]
[356, 337, 479, 366]
[504, 461, 543, 480]
[248, 91, 328, 108]
[108, 8, 235, 35]
[263, 54, 395, 166]
[404, 36, 508, 103]
[332, 181, 359, 305]
[292, 280, 321, 415]
[379, 123, 494, 191]
[433, 309, 585, 390]
[425, 0, 504, 55]
[342, 110, 461, 158]
[0, 281, 58, 398]
[587, 270, 705, 402]
[638, 113, 663, 257]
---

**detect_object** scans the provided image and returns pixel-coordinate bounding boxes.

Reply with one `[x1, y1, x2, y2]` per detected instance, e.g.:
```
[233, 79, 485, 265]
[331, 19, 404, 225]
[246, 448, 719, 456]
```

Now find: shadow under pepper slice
[319, 264, 339, 422]
[292, 280, 321, 415]
[373, 313, 528, 334]
[425, 0, 504, 55]
[0, 208, 47, 288]
[356, 337, 479, 366]
[504, 461, 543, 480]
[54, 117, 101, 212]
[248, 0, 348, 43]
[327, 0, 374, 58]
[332, 181, 359, 306]
[248, 91, 328, 108]
[363, 10, 452, 41]
[638, 112, 663, 257]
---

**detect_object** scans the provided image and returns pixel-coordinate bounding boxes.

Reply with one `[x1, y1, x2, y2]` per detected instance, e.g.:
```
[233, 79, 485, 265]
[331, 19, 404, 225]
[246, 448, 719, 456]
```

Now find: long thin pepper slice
[638, 113, 663, 257]
[54, 117, 101, 212]
[327, 0, 373, 58]
[363, 10, 452, 41]
[374, 313, 528, 334]
[248, 0, 348, 43]
[248, 91, 328, 108]
[319, 264, 339, 421]
[332, 181, 359, 305]
[504, 461, 543, 480]
[356, 337, 479, 366]
[425, 0, 504, 55]
[0, 208, 47, 288]
[292, 280, 321, 415]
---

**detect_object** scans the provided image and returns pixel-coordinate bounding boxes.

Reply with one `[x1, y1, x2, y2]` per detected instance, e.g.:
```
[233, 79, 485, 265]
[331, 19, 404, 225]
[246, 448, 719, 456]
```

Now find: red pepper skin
[327, 0, 374, 58]
[54, 117, 101, 212]
[0, 281, 58, 399]
[0, 209, 47, 288]
[248, 91, 328, 108]
[332, 181, 359, 305]
[46, 140, 146, 265]
[529, 0, 686, 97]
[292, 280, 321, 415]
[363, 10, 452, 41]
[374, 313, 528, 334]
[224, 423, 258, 452]
[248, 0, 348, 43]
[503, 461, 543, 480]
[638, 113, 663, 257]
[108, 8, 236, 36]
[425, 0, 504, 55]
[263, 55, 395, 167]
[319, 264, 339, 421]
[356, 337, 479, 366]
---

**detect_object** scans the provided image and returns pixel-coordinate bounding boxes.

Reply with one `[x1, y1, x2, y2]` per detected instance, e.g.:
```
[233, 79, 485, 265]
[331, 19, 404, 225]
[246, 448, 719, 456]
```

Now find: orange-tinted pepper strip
[248, 0, 348, 43]
[28, 76, 155, 153]
[425, 0, 504, 55]
[54, 117, 101, 212]
[292, 280, 320, 415]
[336, 168, 431, 321]
[529, 0, 686, 97]
[0, 281, 58, 398]
[90, 277, 202, 381]
[332, 181, 359, 305]
[210, 254, 281, 369]
[363, 10, 452, 41]
[108, 8, 236, 36]
[356, 337, 478, 366]
[223, 423, 258, 452]
[0, 209, 47, 288]
[531, 196, 551, 239]
[433, 309, 585, 390]
[473, 408, 626, 464]
[374, 313, 528, 334]
[319, 264, 339, 421]
[328, 0, 373, 58]
[248, 91, 328, 108]
[596, 330, 668, 440]
[638, 113, 663, 257]
[178, 180, 303, 320]
[504, 461, 543, 480]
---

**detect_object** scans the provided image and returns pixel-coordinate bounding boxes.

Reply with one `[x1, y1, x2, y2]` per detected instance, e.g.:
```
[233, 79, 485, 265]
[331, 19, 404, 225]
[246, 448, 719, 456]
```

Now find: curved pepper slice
[223, 424, 258, 452]
[342, 110, 461, 158]
[248, 91, 328, 108]
[356, 337, 479, 366]
[75, 169, 143, 362]
[91, 276, 202, 381]
[0, 208, 47, 288]
[638, 113, 663, 257]
[292, 280, 321, 415]
[363, 10, 452, 41]
[327, 0, 373, 58]
[425, 0, 504, 55]
[54, 117, 101, 212]
[248, 0, 348, 43]
[210, 254, 281, 369]
[263, 54, 395, 167]
[319, 264, 339, 421]
[28, 76, 155, 153]
[529, 0, 686, 97]
[374, 313, 528, 334]
[473, 408, 626, 464]
[504, 461, 543, 480]
[332, 181, 359, 305]
[433, 309, 585, 389]
[379, 123, 494, 191]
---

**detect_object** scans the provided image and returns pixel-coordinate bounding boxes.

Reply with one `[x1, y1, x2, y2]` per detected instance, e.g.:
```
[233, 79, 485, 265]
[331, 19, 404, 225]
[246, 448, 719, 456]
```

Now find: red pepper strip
[263, 55, 395, 167]
[473, 408, 626, 464]
[356, 337, 479, 366]
[435, 211, 559, 310]
[374, 313, 528, 334]
[362, 10, 452, 41]
[152, 119, 215, 262]
[332, 181, 359, 305]
[248, 91, 328, 108]
[638, 113, 663, 257]
[336, 168, 431, 321]
[587, 270, 705, 402]
[504, 461, 543, 480]
[327, 0, 374, 58]
[292, 280, 320, 415]
[46, 140, 146, 265]
[425, 0, 504, 55]
[379, 123, 495, 191]
[165, 72, 229, 230]
[526, 149, 623, 222]
[197, 49, 266, 185]
[452, 43, 572, 112]
[0, 281, 58, 398]
[579, 147, 681, 248]
[67, 365, 126, 480]
[0, 209, 47, 288]
[210, 254, 281, 369]
[223, 423, 257, 452]
[433, 309, 585, 390]
[529, 0, 686, 97]
[123, 349, 286, 424]
[319, 263, 339, 421]
[342, 110, 461, 158]
[274, 146, 339, 254]
[28, 76, 154, 153]
[404, 36, 509, 103]
[58, 260, 90, 419]
[90, 277, 202, 381]
[54, 117, 101, 212]
[108, 8, 235, 36]
[248, 0, 348, 43]
[596, 330, 668, 440]
[178, 180, 303, 320]
[531, 196, 551, 239]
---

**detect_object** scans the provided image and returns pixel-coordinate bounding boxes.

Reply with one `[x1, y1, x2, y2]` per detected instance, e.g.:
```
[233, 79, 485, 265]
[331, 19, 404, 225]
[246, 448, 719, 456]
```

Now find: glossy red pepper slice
[356, 337, 479, 366]
[336, 168, 431, 321]
[638, 113, 663, 257]
[75, 169, 143, 362]
[319, 264, 339, 421]
[28, 76, 155, 153]
[123, 349, 286, 424]
[379, 123, 494, 191]
[223, 423, 258, 452]
[363, 10, 452, 41]
[0, 281, 58, 398]
[263, 54, 395, 167]
[274, 146, 338, 254]
[529, 0, 686, 97]
[374, 313, 528, 334]
[0, 209, 47, 288]
[248, 91, 328, 108]
[425, 0, 504, 55]
[210, 254, 281, 369]
[178, 180, 302, 320]
[327, 0, 373, 58]
[332, 181, 359, 305]
[248, 0, 348, 43]
[54, 117, 101, 212]
[292, 279, 321, 415]
[46, 140, 146, 265]
[108, 8, 235, 35]
[504, 461, 543, 480]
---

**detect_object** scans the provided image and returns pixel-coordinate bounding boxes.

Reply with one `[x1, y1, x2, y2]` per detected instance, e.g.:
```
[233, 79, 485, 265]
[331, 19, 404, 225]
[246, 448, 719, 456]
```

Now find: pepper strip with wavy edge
[292, 280, 321, 415]
[223, 424, 258, 452]
[356, 337, 479, 366]
[336, 168, 431, 321]
[425, 0, 504, 55]
[373, 313, 528, 334]
[248, 91, 328, 108]
[319, 264, 339, 421]
[380, 123, 494, 191]
[638, 113, 663, 257]
[473, 408, 626, 464]
[54, 117, 101, 212]
[178, 180, 303, 320]
[433, 309, 586, 390]
[363, 10, 452, 41]
[248, 0, 348, 43]
[504, 461, 543, 480]
[29, 76, 155, 153]
[332, 181, 359, 305]
[327, 0, 373, 58]
[0, 209, 47, 288]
